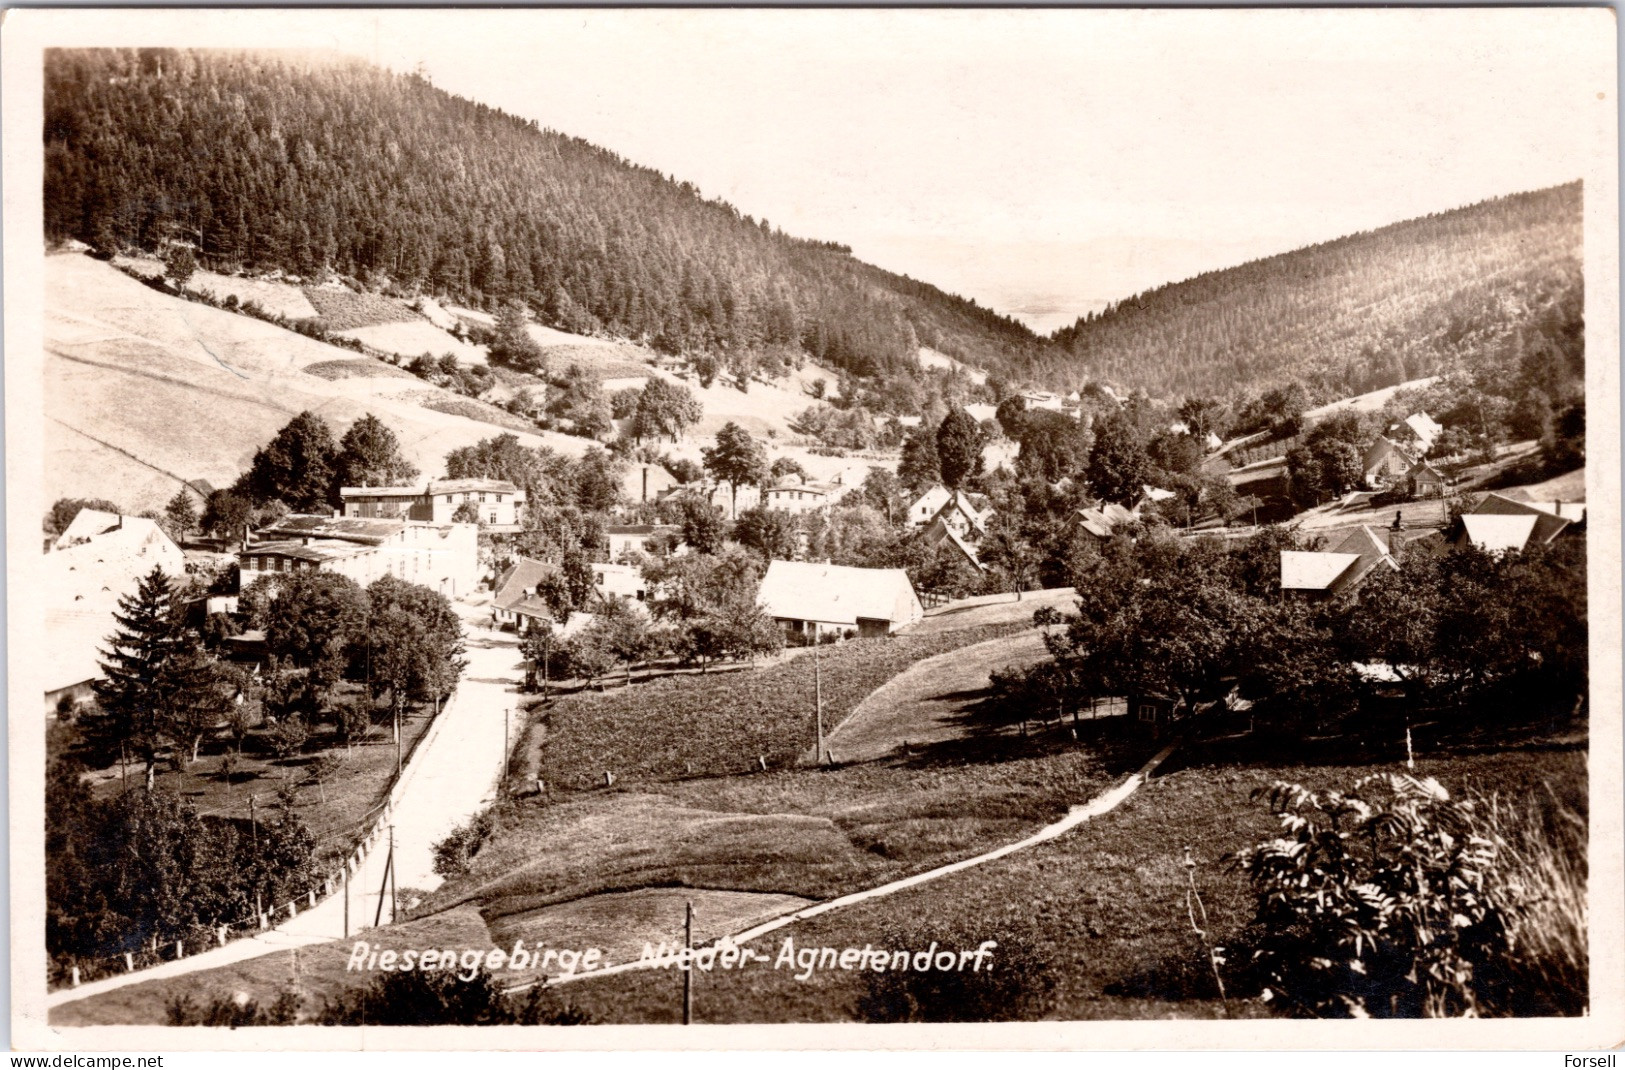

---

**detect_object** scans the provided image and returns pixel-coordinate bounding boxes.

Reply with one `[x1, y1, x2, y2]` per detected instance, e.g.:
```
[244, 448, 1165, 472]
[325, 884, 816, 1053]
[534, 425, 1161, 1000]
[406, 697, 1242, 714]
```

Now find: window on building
[446, 495, 453, 503]
[479, 493, 487, 503]
[1137, 704, 1160, 723]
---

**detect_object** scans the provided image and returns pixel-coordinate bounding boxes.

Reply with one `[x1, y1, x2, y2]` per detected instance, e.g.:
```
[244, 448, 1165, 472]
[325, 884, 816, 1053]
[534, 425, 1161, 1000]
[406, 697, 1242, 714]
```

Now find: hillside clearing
[301, 286, 420, 330]
[826, 631, 1053, 764]
[336, 320, 487, 364]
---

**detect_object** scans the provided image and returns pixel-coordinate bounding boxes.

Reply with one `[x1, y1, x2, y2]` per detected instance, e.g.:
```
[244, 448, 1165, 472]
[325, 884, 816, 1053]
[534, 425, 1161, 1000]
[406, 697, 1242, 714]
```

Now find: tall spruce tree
[90, 567, 186, 788]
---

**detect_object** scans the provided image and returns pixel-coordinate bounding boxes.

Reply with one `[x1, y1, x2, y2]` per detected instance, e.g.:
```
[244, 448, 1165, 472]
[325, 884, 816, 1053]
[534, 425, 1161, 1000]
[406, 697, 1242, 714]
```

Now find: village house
[907, 485, 953, 527]
[1456, 491, 1581, 553]
[927, 489, 995, 541]
[1407, 459, 1448, 499]
[607, 524, 681, 561]
[1278, 525, 1399, 599]
[238, 514, 479, 599]
[490, 556, 558, 631]
[1361, 437, 1417, 489]
[1019, 389, 1064, 412]
[592, 561, 649, 606]
[1391, 412, 1443, 455]
[919, 516, 985, 574]
[763, 479, 845, 515]
[1065, 501, 1138, 541]
[756, 560, 924, 640]
[44, 510, 186, 713]
[341, 477, 525, 527]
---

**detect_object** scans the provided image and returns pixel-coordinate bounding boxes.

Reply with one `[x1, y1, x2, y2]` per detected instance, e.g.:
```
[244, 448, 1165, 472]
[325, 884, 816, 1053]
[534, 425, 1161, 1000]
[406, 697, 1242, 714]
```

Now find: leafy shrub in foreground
[1231, 772, 1586, 1017]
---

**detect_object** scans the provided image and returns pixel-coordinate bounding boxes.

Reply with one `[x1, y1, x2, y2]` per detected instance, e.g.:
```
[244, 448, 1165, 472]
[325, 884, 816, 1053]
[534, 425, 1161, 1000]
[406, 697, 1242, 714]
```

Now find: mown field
[555, 744, 1585, 1023]
[529, 622, 1029, 790]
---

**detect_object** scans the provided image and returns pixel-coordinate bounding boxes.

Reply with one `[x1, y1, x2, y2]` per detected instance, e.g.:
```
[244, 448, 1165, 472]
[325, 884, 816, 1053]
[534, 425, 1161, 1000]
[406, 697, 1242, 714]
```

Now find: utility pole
[683, 900, 694, 1025]
[373, 837, 392, 928]
[343, 864, 350, 939]
[814, 639, 825, 765]
[389, 824, 398, 923]
[503, 707, 511, 789]
[394, 704, 402, 778]
[249, 795, 258, 850]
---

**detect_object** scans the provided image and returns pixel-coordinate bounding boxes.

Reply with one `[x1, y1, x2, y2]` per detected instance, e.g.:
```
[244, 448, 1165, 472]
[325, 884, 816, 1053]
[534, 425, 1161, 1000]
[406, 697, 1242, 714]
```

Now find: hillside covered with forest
[44, 49, 1583, 413]
[1036, 183, 1583, 404]
[43, 48, 1043, 391]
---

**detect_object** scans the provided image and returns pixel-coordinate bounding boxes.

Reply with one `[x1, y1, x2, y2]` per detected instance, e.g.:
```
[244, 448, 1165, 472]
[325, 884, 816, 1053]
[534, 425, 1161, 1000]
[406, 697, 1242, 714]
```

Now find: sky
[343, 9, 1612, 334]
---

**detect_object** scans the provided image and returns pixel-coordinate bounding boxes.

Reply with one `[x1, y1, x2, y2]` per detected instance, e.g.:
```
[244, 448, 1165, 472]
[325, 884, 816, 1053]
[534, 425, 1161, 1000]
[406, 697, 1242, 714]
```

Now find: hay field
[43, 254, 584, 514]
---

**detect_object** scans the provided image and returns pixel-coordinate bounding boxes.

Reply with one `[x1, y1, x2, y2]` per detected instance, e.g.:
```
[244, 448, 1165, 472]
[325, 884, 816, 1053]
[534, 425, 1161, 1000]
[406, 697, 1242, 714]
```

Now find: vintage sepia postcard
[3, 7, 1620, 1052]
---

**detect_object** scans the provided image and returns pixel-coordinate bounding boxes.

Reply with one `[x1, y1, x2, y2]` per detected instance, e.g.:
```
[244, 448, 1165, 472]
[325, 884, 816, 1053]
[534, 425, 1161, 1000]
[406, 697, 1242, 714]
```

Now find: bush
[168, 990, 300, 1026]
[264, 717, 310, 760]
[317, 967, 590, 1025]
[1230, 773, 1587, 1017]
[431, 812, 494, 880]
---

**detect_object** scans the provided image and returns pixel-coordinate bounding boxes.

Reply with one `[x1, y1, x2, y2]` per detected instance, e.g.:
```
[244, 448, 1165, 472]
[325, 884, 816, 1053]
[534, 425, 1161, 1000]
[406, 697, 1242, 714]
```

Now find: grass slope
[558, 745, 1584, 1023]
[43, 253, 587, 513]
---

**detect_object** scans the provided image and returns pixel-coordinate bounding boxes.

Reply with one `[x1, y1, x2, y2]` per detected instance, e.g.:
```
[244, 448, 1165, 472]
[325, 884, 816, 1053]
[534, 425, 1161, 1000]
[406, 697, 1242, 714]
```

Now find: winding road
[48, 604, 525, 1012]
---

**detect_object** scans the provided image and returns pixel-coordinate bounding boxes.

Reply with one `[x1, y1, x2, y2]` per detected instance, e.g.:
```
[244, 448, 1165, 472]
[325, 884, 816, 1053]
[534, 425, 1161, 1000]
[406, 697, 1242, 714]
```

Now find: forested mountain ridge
[1033, 183, 1583, 404]
[43, 48, 1043, 390]
[43, 49, 1583, 413]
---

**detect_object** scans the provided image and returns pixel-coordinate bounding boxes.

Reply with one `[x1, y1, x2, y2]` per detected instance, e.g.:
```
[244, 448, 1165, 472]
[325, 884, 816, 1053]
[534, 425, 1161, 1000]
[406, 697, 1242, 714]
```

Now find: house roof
[45, 514, 186, 694]
[340, 485, 424, 498]
[1467, 492, 1576, 543]
[54, 509, 161, 550]
[1408, 459, 1446, 480]
[932, 489, 994, 533]
[1330, 525, 1390, 559]
[428, 478, 522, 496]
[1403, 412, 1443, 449]
[242, 539, 373, 564]
[1323, 526, 1400, 594]
[1280, 551, 1363, 591]
[1461, 514, 1541, 553]
[257, 514, 405, 545]
[921, 517, 985, 572]
[1363, 437, 1414, 469]
[757, 560, 923, 627]
[493, 557, 558, 611]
